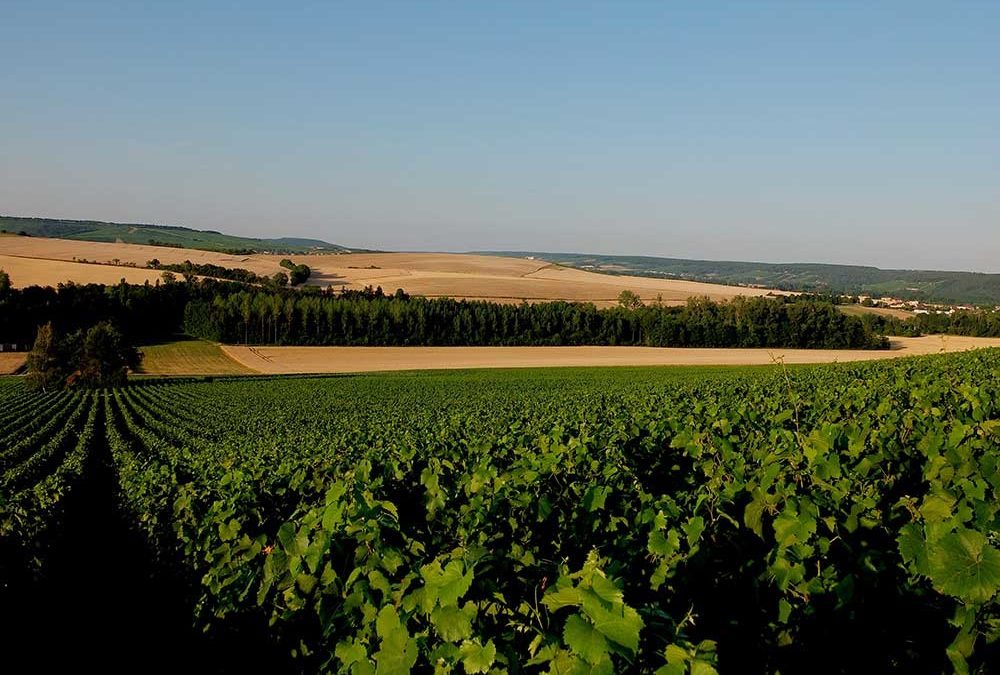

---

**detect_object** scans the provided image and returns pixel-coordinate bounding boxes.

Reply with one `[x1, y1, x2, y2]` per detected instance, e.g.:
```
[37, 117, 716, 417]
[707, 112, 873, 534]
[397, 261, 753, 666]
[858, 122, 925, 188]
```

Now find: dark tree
[76, 322, 142, 388]
[25, 322, 66, 391]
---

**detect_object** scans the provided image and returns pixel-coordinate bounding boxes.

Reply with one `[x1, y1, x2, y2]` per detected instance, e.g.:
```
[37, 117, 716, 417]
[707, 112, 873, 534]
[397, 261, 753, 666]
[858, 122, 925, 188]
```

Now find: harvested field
[0, 237, 788, 305]
[221, 335, 1000, 375]
[0, 353, 27, 375]
[138, 339, 255, 376]
[0, 253, 163, 287]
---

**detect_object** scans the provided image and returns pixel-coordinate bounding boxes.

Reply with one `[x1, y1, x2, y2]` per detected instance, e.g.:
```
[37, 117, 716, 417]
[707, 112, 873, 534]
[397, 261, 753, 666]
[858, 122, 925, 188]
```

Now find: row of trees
[7, 272, 1000, 356]
[182, 290, 889, 349]
[0, 279, 198, 347]
[856, 310, 1000, 338]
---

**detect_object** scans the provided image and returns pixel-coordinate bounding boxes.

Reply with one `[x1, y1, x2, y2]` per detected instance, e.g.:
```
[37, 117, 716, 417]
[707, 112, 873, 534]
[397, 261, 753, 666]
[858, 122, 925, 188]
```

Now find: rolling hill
[0, 216, 350, 254]
[482, 252, 1000, 305]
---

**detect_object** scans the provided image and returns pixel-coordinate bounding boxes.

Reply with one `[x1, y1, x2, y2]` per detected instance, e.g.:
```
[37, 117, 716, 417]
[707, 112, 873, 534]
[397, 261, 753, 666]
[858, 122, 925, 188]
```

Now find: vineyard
[2, 354, 1000, 673]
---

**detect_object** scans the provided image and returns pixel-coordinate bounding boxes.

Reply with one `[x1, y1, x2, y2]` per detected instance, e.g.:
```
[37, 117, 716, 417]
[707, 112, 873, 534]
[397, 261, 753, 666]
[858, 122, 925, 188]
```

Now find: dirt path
[221, 335, 1000, 375]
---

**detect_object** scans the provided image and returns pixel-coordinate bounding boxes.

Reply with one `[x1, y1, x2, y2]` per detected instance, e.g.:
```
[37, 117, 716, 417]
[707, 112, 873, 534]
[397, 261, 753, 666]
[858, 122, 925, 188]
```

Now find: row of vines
[2, 353, 1000, 673]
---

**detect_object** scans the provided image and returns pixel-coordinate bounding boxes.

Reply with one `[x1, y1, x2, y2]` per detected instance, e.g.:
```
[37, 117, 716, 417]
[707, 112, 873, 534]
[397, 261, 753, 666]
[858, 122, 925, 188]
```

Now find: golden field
[0, 353, 27, 375]
[221, 335, 1000, 375]
[0, 236, 787, 306]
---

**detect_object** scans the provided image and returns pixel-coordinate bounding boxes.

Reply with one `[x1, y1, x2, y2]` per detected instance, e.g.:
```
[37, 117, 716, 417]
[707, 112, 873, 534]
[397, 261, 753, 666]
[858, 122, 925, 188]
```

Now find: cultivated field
[137, 339, 254, 376]
[0, 353, 26, 375]
[0, 253, 163, 287]
[5, 350, 1000, 670]
[221, 335, 1000, 374]
[0, 236, 788, 305]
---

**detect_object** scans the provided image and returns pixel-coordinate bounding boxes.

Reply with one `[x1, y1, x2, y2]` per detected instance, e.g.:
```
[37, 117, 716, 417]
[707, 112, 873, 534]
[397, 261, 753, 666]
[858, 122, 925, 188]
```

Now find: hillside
[0, 216, 349, 254]
[0, 237, 790, 307]
[483, 252, 1000, 305]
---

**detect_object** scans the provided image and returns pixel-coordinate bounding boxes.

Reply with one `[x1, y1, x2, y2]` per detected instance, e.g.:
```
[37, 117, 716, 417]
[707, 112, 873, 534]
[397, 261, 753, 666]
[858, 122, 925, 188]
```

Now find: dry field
[0, 236, 788, 306]
[0, 353, 27, 375]
[0, 253, 163, 287]
[221, 335, 1000, 375]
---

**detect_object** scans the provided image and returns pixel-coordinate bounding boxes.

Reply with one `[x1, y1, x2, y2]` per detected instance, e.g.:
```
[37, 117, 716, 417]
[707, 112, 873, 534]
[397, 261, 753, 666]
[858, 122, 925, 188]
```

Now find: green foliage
[24, 321, 141, 390]
[5, 349, 1000, 671]
[25, 322, 66, 391]
[77, 321, 142, 387]
[617, 289, 643, 310]
[183, 290, 889, 349]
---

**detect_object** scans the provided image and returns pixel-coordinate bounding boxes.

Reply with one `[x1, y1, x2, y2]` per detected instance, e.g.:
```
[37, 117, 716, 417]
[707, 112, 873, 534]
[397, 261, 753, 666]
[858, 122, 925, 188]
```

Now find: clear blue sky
[2, 1, 998, 271]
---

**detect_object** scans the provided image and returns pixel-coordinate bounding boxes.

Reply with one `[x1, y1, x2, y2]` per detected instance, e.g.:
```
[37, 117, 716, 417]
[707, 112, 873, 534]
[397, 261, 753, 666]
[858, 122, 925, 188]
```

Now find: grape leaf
[928, 529, 1000, 603]
[564, 614, 609, 664]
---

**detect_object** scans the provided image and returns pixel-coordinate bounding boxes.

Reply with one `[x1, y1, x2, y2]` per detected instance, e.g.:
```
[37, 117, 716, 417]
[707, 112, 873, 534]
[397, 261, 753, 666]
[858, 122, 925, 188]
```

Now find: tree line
[856, 310, 1000, 339]
[5, 270, 999, 355]
[182, 289, 890, 349]
[146, 258, 311, 287]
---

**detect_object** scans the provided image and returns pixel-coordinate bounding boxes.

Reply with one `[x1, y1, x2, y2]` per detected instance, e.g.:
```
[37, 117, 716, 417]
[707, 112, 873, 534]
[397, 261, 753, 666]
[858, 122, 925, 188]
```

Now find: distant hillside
[0, 216, 351, 254]
[482, 252, 1000, 305]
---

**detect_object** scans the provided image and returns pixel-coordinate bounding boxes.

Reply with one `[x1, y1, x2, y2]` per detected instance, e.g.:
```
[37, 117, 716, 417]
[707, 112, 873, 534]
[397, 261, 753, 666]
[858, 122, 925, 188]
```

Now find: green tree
[0, 268, 10, 296]
[25, 322, 66, 391]
[77, 321, 142, 387]
[617, 290, 643, 311]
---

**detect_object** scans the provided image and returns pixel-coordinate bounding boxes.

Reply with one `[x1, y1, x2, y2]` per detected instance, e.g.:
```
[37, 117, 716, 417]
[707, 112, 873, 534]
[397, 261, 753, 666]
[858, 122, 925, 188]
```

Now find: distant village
[854, 295, 998, 315]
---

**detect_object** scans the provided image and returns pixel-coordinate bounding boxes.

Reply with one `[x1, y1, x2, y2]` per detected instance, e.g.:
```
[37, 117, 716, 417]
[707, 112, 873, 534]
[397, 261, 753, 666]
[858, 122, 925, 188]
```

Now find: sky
[1, 1, 998, 272]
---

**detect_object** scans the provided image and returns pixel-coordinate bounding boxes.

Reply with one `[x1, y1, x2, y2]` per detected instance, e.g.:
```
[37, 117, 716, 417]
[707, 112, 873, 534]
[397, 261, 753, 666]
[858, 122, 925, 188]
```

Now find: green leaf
[336, 640, 368, 667]
[543, 584, 582, 611]
[277, 522, 308, 556]
[431, 604, 475, 642]
[928, 529, 1000, 603]
[683, 516, 705, 547]
[589, 575, 624, 605]
[581, 593, 644, 654]
[691, 661, 719, 675]
[583, 486, 610, 512]
[374, 605, 418, 675]
[218, 518, 240, 541]
[459, 639, 496, 674]
[564, 614, 609, 664]
[664, 643, 690, 664]
[920, 493, 956, 524]
[897, 523, 929, 575]
[744, 497, 765, 538]
[421, 560, 474, 609]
